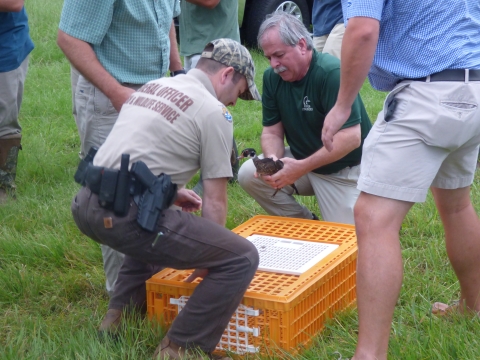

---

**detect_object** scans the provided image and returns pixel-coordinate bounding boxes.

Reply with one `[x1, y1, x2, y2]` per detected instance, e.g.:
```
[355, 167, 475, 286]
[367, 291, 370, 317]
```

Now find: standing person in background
[0, 0, 34, 203]
[322, 1, 480, 359]
[179, 0, 242, 192]
[179, 0, 240, 72]
[312, 0, 344, 59]
[56, 0, 184, 301]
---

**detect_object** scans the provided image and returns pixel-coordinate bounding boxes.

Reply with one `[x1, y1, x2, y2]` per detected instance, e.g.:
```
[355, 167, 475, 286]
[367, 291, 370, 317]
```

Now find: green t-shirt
[262, 50, 372, 175]
[179, 0, 240, 57]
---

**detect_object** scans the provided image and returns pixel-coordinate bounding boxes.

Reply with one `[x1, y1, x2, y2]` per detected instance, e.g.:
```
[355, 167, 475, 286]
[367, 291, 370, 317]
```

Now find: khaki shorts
[313, 23, 345, 60]
[358, 79, 480, 203]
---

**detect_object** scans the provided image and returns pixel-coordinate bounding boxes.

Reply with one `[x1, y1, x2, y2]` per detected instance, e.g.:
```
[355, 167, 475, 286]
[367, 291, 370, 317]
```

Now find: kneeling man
[239, 12, 371, 224]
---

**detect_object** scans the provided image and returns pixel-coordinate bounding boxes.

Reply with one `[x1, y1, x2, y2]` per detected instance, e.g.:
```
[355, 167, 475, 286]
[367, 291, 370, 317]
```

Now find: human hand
[321, 105, 352, 152]
[174, 188, 202, 212]
[184, 268, 208, 282]
[268, 157, 303, 190]
[110, 86, 136, 113]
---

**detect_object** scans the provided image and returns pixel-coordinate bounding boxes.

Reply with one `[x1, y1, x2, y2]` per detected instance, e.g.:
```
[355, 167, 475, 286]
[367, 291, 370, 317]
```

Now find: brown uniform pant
[71, 187, 259, 352]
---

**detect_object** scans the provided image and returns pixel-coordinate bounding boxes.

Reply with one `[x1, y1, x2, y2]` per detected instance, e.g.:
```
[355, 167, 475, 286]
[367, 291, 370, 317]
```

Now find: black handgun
[130, 161, 177, 232]
[74, 146, 98, 185]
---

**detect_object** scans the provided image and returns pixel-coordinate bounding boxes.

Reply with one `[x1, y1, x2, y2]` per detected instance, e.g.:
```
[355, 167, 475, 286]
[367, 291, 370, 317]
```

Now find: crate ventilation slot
[170, 296, 260, 354]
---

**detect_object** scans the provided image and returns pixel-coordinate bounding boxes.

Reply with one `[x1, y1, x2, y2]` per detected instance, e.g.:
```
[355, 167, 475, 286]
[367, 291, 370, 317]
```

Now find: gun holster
[74, 153, 178, 227]
[130, 161, 177, 232]
[74, 147, 98, 186]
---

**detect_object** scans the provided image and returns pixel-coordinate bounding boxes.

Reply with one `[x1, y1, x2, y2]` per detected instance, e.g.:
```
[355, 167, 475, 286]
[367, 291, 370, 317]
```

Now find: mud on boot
[0, 133, 22, 202]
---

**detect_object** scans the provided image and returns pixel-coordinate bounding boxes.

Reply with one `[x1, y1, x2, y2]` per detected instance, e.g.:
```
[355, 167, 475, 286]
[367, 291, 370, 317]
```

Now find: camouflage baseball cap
[201, 38, 261, 101]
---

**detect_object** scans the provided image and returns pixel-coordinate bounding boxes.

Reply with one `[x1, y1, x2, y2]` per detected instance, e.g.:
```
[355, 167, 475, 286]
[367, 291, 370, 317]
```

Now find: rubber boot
[0, 133, 22, 202]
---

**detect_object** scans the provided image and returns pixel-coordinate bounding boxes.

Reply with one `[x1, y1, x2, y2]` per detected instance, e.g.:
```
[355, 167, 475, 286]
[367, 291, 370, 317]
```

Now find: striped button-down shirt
[59, 0, 181, 84]
[342, 0, 480, 91]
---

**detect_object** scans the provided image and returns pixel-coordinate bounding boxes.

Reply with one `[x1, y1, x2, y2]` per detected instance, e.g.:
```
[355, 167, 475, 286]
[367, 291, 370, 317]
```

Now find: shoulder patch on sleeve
[221, 106, 233, 122]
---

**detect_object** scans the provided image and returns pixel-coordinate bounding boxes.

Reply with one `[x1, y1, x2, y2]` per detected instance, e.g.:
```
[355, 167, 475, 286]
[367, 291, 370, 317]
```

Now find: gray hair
[257, 11, 313, 50]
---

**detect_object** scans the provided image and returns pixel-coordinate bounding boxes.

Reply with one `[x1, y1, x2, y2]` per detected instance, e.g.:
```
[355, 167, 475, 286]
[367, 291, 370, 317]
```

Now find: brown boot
[152, 336, 230, 360]
[0, 133, 22, 202]
[152, 336, 203, 360]
[0, 189, 8, 203]
[98, 308, 122, 339]
[153, 336, 186, 359]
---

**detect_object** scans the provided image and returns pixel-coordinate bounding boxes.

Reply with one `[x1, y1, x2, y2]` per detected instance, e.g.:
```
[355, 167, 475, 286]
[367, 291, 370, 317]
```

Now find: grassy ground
[1, 1, 480, 359]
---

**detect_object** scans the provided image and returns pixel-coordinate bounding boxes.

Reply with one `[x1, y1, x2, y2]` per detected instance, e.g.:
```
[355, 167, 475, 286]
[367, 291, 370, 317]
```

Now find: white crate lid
[247, 234, 339, 275]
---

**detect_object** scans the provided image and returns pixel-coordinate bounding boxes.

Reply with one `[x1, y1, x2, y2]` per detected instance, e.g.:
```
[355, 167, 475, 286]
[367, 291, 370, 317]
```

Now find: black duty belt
[74, 148, 178, 231]
[78, 156, 146, 216]
[406, 69, 480, 83]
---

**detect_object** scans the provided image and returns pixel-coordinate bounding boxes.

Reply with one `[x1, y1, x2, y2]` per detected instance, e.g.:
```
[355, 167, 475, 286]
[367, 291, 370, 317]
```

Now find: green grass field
[1, 1, 480, 359]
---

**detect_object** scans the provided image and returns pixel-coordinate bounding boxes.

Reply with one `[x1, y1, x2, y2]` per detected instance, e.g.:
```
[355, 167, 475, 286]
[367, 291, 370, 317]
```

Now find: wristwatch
[170, 69, 186, 77]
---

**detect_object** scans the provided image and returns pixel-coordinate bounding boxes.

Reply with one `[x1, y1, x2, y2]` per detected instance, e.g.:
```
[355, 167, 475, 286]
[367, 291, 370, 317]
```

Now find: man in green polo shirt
[238, 12, 371, 225]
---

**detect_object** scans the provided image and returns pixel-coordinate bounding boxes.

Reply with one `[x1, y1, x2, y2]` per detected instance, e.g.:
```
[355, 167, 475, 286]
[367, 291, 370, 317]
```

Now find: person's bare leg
[353, 192, 413, 360]
[431, 186, 480, 312]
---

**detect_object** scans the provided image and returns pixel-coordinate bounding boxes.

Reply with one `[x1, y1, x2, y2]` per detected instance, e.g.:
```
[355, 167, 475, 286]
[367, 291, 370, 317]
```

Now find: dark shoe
[0, 188, 8, 204]
[0, 187, 16, 204]
[98, 309, 122, 339]
[153, 336, 189, 359]
[152, 336, 227, 359]
[210, 354, 230, 360]
[311, 212, 320, 220]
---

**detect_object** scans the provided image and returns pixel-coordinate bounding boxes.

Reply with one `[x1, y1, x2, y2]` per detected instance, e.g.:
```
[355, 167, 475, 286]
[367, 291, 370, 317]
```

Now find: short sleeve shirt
[179, 0, 240, 57]
[342, 0, 480, 90]
[0, 7, 34, 72]
[94, 69, 234, 186]
[262, 51, 371, 174]
[312, 0, 344, 37]
[59, 0, 181, 84]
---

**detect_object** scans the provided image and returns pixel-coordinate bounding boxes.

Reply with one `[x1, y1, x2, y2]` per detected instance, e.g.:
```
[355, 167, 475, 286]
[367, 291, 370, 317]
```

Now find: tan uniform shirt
[94, 69, 234, 186]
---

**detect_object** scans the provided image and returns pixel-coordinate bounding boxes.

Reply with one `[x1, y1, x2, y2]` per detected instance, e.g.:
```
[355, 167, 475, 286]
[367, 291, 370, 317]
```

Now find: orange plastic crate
[146, 215, 357, 355]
